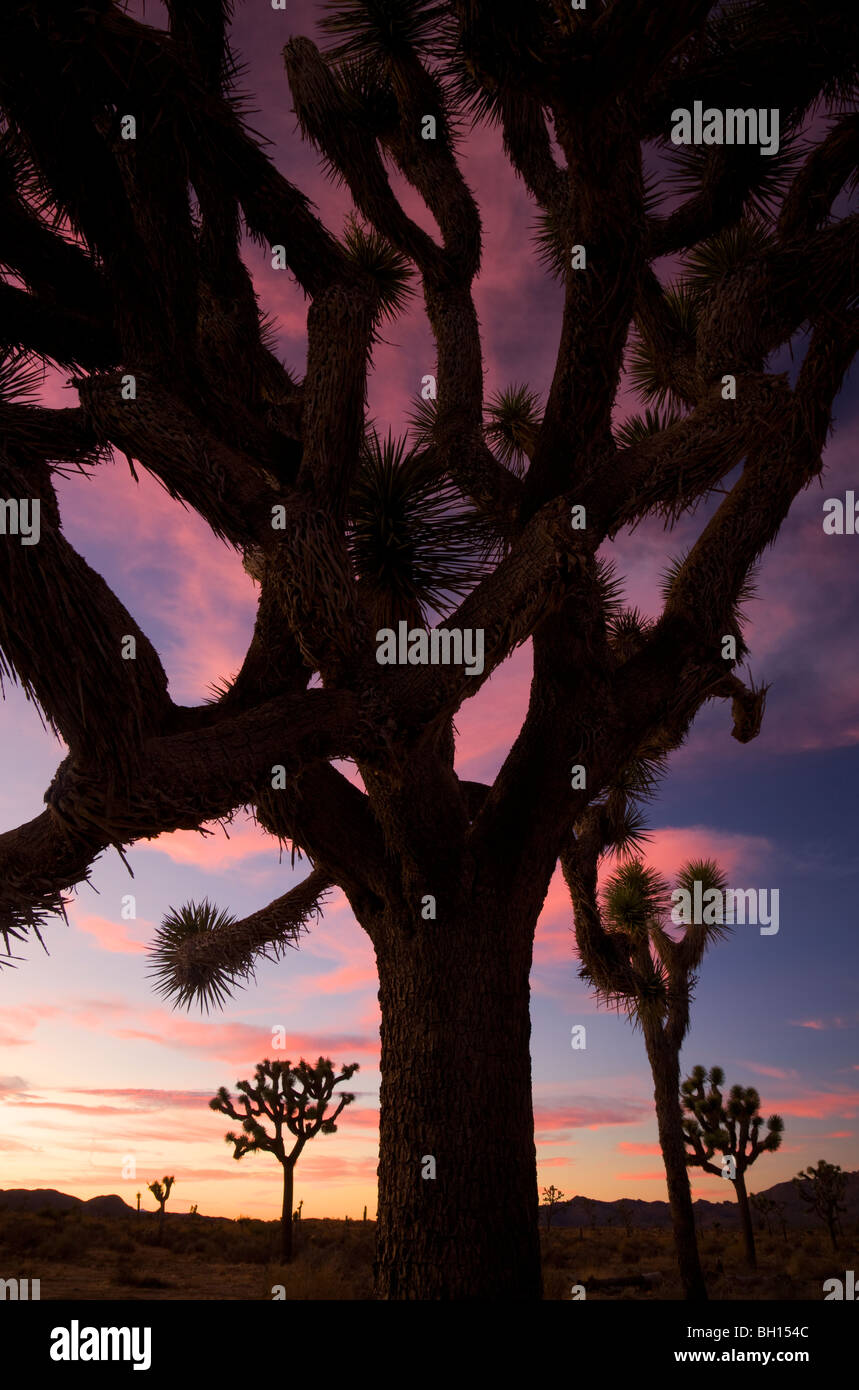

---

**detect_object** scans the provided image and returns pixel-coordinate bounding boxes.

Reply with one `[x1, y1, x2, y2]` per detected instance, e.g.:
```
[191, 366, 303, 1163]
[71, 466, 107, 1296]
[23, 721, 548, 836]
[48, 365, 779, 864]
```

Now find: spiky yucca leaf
[204, 673, 237, 705]
[601, 802, 652, 860]
[674, 858, 731, 948]
[608, 749, 670, 806]
[348, 430, 489, 625]
[661, 552, 760, 630]
[343, 214, 414, 327]
[607, 608, 656, 663]
[613, 405, 682, 450]
[603, 859, 672, 939]
[484, 383, 542, 474]
[0, 349, 45, 405]
[675, 857, 729, 905]
[333, 53, 398, 129]
[406, 395, 438, 451]
[319, 0, 449, 63]
[585, 952, 671, 1033]
[594, 557, 626, 625]
[627, 285, 699, 407]
[149, 899, 242, 1012]
[682, 217, 775, 296]
[663, 137, 804, 226]
[532, 205, 567, 281]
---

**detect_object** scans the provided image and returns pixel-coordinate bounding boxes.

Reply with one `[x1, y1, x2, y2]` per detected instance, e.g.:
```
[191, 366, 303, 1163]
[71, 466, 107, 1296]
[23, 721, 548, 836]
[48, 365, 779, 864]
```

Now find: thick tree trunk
[372, 899, 541, 1299]
[280, 1161, 294, 1261]
[733, 1171, 757, 1269]
[644, 1031, 708, 1301]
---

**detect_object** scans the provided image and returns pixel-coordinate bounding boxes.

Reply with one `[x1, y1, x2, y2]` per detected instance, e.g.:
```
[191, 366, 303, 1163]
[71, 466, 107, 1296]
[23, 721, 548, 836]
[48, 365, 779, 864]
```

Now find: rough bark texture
[281, 1162, 295, 1262]
[645, 1031, 708, 1302]
[733, 1170, 756, 1271]
[373, 896, 541, 1300]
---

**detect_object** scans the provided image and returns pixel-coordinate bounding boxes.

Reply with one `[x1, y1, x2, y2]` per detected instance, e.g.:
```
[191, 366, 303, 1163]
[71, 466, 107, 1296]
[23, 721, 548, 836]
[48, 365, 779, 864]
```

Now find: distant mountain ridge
[0, 1188, 136, 1216]
[549, 1171, 859, 1230]
[2, 1173, 858, 1227]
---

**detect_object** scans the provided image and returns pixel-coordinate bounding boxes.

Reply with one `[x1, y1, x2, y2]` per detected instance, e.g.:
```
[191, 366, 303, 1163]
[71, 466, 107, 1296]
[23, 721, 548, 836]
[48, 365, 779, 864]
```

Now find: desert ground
[1, 1206, 854, 1300]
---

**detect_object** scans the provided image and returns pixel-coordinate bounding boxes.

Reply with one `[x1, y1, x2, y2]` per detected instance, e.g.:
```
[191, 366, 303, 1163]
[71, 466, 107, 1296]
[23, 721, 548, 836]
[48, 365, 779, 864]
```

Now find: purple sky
[1, 1, 857, 1221]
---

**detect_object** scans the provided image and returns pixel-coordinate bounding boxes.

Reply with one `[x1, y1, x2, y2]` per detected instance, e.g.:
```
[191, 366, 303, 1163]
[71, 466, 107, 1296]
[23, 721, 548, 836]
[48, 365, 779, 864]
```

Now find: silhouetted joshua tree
[750, 1191, 773, 1235]
[617, 1200, 635, 1238]
[682, 1065, 784, 1269]
[211, 1057, 358, 1260]
[793, 1160, 848, 1253]
[147, 1175, 175, 1216]
[2, 0, 858, 1299]
[565, 853, 732, 1301]
[541, 1184, 566, 1230]
[751, 1192, 789, 1243]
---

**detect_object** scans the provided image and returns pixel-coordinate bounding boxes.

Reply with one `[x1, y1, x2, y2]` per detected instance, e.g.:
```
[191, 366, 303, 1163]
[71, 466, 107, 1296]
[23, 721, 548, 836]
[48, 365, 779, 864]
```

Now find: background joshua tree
[682, 1065, 784, 1270]
[0, 0, 857, 1299]
[540, 1184, 566, 1230]
[147, 1175, 175, 1216]
[751, 1191, 789, 1244]
[579, 1195, 597, 1239]
[793, 1159, 848, 1253]
[564, 853, 731, 1301]
[616, 1200, 635, 1239]
[211, 1057, 358, 1260]
[750, 1190, 773, 1236]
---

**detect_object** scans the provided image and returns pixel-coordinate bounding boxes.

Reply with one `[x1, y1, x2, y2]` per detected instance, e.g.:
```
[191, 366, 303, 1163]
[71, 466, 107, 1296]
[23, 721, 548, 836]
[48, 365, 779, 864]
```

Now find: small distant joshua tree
[750, 1191, 774, 1235]
[211, 1056, 358, 1260]
[580, 1196, 597, 1237]
[793, 1160, 848, 1253]
[751, 1190, 789, 1243]
[540, 1184, 566, 1230]
[617, 1200, 635, 1238]
[147, 1175, 175, 1216]
[682, 1066, 784, 1269]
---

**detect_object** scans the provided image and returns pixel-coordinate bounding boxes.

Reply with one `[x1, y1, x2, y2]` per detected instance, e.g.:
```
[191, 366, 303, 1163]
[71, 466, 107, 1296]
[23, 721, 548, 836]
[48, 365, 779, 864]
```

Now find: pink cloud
[56, 461, 258, 707]
[617, 1142, 662, 1155]
[72, 913, 151, 955]
[69, 1088, 214, 1108]
[142, 814, 280, 871]
[533, 1100, 652, 1132]
[286, 905, 379, 998]
[772, 1089, 859, 1119]
[110, 1009, 380, 1066]
[740, 1062, 798, 1081]
[792, 1017, 856, 1030]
